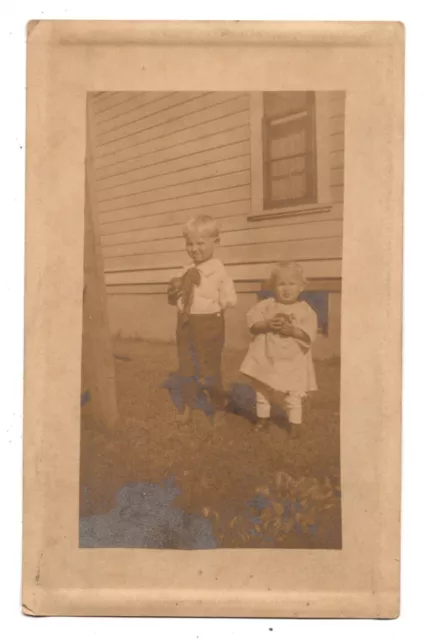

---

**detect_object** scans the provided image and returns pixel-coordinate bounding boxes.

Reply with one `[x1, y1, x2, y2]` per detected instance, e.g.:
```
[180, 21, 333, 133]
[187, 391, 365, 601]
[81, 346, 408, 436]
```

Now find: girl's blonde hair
[269, 261, 306, 288]
[182, 214, 220, 239]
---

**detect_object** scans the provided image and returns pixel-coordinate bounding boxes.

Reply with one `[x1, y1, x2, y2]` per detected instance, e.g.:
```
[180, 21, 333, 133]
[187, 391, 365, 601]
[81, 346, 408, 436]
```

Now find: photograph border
[23, 20, 403, 618]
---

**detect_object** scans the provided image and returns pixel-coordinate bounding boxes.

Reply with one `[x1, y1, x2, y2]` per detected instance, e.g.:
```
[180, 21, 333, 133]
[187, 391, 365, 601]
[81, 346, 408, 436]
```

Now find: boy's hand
[169, 277, 183, 291]
[167, 277, 183, 305]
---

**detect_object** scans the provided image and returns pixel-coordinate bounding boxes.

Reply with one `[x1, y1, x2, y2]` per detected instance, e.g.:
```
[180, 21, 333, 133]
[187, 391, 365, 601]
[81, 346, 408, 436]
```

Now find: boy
[167, 215, 237, 424]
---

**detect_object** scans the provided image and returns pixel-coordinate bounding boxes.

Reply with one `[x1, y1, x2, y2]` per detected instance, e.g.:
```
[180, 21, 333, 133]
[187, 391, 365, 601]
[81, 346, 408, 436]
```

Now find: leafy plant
[203, 470, 340, 546]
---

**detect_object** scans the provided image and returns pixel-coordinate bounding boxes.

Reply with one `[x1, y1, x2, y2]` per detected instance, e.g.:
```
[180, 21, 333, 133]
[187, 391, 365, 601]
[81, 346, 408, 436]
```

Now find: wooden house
[86, 91, 345, 357]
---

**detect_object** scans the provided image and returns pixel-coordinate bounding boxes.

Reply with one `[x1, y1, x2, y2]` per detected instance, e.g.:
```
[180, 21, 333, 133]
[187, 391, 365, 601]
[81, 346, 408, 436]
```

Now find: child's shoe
[211, 409, 227, 428]
[290, 423, 302, 439]
[176, 405, 192, 425]
[254, 417, 270, 432]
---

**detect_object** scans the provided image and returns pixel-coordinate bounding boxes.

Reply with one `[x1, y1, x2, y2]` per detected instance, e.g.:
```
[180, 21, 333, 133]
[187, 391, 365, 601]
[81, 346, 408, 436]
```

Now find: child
[240, 261, 317, 438]
[167, 215, 237, 424]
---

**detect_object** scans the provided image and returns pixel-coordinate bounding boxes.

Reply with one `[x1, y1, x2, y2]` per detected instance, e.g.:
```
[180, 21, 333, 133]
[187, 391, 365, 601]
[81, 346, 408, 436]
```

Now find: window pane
[271, 174, 306, 201]
[270, 177, 290, 200]
[263, 91, 316, 209]
[270, 129, 307, 160]
[270, 156, 305, 178]
[291, 174, 306, 199]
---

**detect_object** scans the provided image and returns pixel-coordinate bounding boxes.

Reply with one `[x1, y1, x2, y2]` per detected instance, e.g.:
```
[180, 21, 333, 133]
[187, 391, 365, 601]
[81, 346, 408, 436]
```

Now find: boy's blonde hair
[269, 261, 306, 288]
[182, 214, 220, 239]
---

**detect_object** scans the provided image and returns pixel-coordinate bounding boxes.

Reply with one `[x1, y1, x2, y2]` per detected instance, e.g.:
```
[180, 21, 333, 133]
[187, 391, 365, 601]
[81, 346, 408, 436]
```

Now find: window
[249, 91, 332, 221]
[263, 91, 317, 209]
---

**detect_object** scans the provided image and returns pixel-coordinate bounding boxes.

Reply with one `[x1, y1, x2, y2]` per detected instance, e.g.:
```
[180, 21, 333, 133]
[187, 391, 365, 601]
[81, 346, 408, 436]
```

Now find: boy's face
[185, 231, 218, 264]
[274, 271, 304, 304]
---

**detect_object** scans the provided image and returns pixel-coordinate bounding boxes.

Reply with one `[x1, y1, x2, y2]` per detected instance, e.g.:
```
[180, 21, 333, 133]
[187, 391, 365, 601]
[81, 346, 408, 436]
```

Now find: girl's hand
[280, 323, 311, 344]
[250, 319, 281, 334]
[268, 317, 283, 332]
[278, 320, 295, 336]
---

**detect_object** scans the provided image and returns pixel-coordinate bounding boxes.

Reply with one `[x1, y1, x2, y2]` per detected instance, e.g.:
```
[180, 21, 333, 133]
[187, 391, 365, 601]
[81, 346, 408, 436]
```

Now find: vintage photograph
[79, 90, 344, 550]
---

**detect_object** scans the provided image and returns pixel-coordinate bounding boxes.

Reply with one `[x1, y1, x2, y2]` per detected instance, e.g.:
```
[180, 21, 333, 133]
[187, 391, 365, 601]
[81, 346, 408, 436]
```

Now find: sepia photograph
[20, 17, 405, 618]
[79, 90, 345, 550]
[21, 19, 404, 618]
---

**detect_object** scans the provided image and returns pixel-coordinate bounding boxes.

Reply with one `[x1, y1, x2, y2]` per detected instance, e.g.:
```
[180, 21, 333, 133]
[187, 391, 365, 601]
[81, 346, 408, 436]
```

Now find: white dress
[240, 297, 318, 393]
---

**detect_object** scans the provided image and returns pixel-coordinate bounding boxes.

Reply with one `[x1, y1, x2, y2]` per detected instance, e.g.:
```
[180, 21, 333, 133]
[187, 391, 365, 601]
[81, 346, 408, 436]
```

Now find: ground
[80, 338, 341, 549]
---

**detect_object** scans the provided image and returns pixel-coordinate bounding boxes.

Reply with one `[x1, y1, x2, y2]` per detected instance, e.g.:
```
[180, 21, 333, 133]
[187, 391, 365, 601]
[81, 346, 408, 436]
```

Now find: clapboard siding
[99, 185, 251, 226]
[102, 212, 342, 250]
[95, 93, 196, 136]
[96, 140, 251, 190]
[330, 168, 344, 186]
[100, 199, 252, 236]
[104, 237, 342, 272]
[97, 155, 251, 203]
[94, 99, 250, 166]
[95, 126, 250, 180]
[100, 200, 343, 239]
[95, 93, 169, 126]
[105, 260, 342, 285]
[92, 92, 137, 113]
[330, 151, 344, 170]
[87, 91, 345, 300]
[94, 112, 250, 169]
[102, 220, 343, 258]
[95, 92, 207, 151]
[97, 169, 250, 214]
[107, 278, 342, 296]
[330, 116, 345, 136]
[328, 92, 345, 205]
[96, 92, 245, 147]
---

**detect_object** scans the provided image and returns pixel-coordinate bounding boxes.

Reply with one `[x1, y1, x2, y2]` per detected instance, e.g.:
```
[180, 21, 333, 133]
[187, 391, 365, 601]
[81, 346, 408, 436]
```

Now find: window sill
[247, 202, 333, 222]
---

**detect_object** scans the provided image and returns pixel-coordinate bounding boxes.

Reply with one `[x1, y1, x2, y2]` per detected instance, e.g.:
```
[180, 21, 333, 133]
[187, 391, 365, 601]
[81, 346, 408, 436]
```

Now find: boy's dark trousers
[176, 312, 226, 413]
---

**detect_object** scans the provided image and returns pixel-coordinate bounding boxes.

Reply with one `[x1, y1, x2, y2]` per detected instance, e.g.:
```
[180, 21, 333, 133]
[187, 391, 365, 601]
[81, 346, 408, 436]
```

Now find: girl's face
[274, 271, 304, 304]
[185, 231, 218, 264]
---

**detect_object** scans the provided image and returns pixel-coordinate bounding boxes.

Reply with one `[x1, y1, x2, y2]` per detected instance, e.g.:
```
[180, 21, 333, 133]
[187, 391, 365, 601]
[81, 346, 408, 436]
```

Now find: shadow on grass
[225, 382, 291, 433]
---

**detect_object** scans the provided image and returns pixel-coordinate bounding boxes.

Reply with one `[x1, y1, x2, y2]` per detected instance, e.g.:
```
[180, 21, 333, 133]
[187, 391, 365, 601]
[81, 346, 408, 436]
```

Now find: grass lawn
[80, 338, 341, 549]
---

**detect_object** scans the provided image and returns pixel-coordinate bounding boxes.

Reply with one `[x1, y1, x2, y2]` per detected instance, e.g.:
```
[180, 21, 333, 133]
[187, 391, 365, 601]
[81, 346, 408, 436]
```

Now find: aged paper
[23, 20, 404, 617]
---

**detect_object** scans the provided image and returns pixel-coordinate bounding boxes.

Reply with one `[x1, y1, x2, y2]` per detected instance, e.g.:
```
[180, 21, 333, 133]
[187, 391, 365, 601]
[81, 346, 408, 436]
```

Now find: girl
[240, 261, 318, 438]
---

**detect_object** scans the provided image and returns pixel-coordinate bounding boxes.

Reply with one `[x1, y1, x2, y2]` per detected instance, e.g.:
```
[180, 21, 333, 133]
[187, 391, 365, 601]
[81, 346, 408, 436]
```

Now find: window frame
[249, 91, 333, 221]
[263, 91, 318, 209]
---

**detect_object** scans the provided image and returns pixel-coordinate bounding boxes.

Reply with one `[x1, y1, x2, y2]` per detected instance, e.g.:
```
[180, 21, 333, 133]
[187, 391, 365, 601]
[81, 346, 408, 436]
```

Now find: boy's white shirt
[177, 257, 237, 314]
